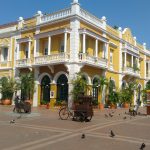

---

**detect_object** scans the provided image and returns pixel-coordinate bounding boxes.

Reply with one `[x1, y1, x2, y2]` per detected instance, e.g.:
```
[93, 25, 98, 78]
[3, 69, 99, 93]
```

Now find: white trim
[81, 72, 91, 85]
[34, 28, 71, 39]
[53, 71, 69, 83]
[38, 73, 52, 84]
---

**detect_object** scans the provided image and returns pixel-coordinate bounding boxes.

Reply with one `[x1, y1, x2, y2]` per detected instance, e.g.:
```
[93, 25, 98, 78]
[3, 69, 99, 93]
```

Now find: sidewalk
[0, 105, 149, 150]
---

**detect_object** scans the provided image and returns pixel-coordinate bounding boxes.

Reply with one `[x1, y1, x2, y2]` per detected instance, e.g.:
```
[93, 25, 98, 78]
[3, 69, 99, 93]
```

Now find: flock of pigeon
[80, 111, 147, 150]
[9, 111, 146, 150]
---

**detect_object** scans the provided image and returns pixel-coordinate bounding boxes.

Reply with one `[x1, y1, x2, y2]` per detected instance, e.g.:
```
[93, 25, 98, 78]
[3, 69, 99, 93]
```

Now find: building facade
[0, 0, 150, 107]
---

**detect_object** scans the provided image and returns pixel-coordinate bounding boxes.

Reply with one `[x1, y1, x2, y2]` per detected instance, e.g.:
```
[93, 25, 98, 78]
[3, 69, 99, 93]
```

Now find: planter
[46, 103, 50, 109]
[109, 104, 117, 109]
[2, 99, 12, 105]
[99, 103, 104, 110]
[123, 103, 129, 108]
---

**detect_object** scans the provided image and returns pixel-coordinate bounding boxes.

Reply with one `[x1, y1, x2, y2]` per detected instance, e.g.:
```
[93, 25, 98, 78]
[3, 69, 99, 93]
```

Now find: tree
[99, 76, 108, 104]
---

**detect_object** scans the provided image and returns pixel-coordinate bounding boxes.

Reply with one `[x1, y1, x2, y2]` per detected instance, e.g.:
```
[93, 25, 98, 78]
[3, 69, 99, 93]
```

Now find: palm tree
[20, 72, 34, 101]
[99, 76, 108, 104]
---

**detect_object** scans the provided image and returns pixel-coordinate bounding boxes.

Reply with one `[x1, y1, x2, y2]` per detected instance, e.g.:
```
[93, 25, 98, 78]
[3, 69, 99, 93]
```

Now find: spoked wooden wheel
[59, 107, 69, 120]
[85, 115, 93, 122]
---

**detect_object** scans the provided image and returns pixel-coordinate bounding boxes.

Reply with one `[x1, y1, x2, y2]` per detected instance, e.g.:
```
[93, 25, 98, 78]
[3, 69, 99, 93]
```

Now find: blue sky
[0, 0, 150, 48]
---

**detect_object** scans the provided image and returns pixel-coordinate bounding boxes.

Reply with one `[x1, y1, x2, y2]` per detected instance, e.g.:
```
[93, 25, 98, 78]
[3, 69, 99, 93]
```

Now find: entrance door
[92, 78, 99, 105]
[41, 75, 51, 103]
[57, 74, 68, 102]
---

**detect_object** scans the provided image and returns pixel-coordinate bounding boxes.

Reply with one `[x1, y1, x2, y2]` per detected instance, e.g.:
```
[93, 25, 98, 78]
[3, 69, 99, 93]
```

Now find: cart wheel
[85, 115, 92, 122]
[79, 112, 86, 122]
[59, 107, 69, 120]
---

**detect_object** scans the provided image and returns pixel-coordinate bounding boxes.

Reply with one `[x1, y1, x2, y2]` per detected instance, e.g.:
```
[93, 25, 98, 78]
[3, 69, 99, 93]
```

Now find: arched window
[92, 77, 99, 105]
[41, 75, 51, 104]
[57, 74, 68, 102]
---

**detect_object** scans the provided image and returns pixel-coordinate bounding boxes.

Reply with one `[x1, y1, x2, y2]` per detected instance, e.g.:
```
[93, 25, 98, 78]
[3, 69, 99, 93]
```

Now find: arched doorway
[57, 74, 68, 102]
[92, 77, 99, 105]
[41, 75, 51, 104]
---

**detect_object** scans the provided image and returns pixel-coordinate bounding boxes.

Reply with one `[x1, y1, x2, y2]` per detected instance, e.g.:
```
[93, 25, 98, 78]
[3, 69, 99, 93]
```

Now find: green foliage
[20, 72, 34, 100]
[41, 100, 48, 105]
[146, 80, 150, 90]
[0, 77, 20, 100]
[99, 76, 108, 93]
[113, 25, 119, 30]
[119, 81, 138, 104]
[72, 73, 89, 101]
[133, 63, 140, 72]
[108, 91, 119, 105]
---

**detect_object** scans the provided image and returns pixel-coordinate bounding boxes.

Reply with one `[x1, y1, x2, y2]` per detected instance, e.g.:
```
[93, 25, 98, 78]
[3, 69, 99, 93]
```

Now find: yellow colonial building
[0, 0, 150, 107]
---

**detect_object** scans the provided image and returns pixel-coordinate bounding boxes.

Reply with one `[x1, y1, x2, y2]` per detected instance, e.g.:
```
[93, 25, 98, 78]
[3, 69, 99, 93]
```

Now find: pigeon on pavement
[110, 130, 115, 138]
[140, 143, 146, 150]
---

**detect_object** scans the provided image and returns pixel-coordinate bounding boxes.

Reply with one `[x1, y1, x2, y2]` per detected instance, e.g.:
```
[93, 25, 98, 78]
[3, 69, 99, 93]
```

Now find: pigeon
[110, 130, 115, 138]
[10, 119, 15, 124]
[123, 116, 127, 120]
[111, 111, 115, 114]
[81, 134, 85, 139]
[17, 115, 21, 119]
[119, 114, 121, 116]
[140, 143, 146, 150]
[105, 114, 108, 118]
[109, 113, 113, 117]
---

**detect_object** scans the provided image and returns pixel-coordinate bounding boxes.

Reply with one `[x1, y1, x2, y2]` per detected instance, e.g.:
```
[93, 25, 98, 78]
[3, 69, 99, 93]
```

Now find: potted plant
[108, 91, 119, 109]
[20, 72, 34, 104]
[72, 73, 89, 103]
[120, 81, 138, 108]
[119, 89, 131, 108]
[0, 77, 20, 105]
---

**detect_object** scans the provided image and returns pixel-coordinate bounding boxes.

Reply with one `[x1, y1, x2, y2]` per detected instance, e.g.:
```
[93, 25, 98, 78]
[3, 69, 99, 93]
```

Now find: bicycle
[59, 106, 93, 122]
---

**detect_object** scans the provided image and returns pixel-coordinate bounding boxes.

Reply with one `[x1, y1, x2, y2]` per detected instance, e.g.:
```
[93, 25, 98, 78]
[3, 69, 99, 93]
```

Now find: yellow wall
[86, 36, 95, 56]
[40, 21, 70, 33]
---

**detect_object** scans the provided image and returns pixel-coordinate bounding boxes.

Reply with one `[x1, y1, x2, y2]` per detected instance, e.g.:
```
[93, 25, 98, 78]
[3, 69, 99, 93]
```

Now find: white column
[48, 36, 51, 55]
[124, 52, 127, 68]
[17, 43, 20, 60]
[83, 33, 86, 53]
[28, 41, 31, 59]
[7, 47, 10, 61]
[34, 39, 37, 57]
[103, 43, 108, 59]
[33, 67, 39, 107]
[64, 32, 67, 53]
[131, 55, 133, 67]
[95, 39, 98, 57]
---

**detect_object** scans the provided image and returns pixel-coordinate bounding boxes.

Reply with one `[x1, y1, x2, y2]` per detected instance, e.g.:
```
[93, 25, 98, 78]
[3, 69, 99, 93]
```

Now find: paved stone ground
[0, 105, 150, 150]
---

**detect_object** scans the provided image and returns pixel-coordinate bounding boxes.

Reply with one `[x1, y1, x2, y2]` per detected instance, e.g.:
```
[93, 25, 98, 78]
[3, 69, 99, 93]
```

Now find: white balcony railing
[40, 7, 104, 29]
[34, 53, 69, 65]
[79, 9, 103, 28]
[79, 53, 107, 69]
[123, 44, 139, 54]
[16, 59, 31, 68]
[123, 66, 140, 77]
[41, 8, 71, 23]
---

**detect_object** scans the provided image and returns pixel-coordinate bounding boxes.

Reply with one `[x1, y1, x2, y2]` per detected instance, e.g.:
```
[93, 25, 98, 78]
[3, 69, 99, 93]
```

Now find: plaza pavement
[0, 105, 150, 150]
